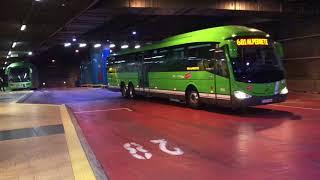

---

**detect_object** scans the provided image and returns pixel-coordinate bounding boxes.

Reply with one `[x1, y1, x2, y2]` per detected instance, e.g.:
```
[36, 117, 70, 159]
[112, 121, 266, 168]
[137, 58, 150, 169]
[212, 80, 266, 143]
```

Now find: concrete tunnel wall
[278, 17, 320, 93]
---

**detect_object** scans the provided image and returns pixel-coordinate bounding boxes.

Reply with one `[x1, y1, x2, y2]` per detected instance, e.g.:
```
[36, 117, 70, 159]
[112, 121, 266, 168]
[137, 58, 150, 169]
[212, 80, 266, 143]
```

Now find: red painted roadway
[68, 92, 320, 180]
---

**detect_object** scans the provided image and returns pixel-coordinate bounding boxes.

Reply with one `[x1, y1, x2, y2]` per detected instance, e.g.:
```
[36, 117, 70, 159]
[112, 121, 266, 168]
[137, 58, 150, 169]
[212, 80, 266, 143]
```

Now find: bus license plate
[262, 99, 273, 104]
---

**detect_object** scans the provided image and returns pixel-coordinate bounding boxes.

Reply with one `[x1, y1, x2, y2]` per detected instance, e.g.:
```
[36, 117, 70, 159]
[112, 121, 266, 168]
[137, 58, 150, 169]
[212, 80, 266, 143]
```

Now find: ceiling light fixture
[72, 38, 77, 42]
[64, 42, 71, 47]
[121, 44, 129, 49]
[20, 25, 27, 31]
[134, 44, 141, 49]
[79, 43, 87, 48]
[132, 31, 137, 35]
[12, 42, 17, 48]
[28, 51, 33, 56]
[94, 43, 101, 48]
[109, 43, 116, 48]
[75, 49, 79, 53]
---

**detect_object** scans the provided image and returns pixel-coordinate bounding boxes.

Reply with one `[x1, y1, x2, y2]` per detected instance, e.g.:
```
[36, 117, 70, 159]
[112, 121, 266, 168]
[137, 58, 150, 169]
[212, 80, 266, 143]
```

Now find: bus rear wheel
[127, 84, 135, 99]
[120, 85, 127, 98]
[186, 89, 201, 109]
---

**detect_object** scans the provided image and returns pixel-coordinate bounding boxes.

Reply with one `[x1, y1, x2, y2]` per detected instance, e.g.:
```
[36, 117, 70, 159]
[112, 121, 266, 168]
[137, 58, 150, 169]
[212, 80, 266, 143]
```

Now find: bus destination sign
[236, 38, 269, 46]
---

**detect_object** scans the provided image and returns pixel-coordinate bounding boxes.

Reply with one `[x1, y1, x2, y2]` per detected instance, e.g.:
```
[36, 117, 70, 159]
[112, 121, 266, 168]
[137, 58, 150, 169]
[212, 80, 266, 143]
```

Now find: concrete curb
[65, 105, 109, 180]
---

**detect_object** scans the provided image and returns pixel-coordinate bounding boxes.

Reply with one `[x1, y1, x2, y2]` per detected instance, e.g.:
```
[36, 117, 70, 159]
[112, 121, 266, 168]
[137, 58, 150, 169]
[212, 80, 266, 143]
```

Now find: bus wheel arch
[185, 85, 201, 108]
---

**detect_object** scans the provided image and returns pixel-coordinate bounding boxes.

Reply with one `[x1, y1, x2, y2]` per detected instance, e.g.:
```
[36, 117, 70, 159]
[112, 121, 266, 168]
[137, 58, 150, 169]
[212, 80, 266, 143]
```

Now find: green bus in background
[107, 26, 288, 109]
[5, 62, 39, 90]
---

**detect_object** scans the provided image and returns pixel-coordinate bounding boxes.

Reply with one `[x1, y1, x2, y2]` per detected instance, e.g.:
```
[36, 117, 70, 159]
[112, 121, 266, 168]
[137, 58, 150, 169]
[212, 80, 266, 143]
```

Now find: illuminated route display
[236, 38, 269, 46]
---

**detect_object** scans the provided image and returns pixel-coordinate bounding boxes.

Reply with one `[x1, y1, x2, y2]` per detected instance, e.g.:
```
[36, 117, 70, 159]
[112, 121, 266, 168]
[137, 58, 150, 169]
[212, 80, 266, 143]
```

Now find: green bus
[5, 62, 39, 90]
[107, 26, 288, 109]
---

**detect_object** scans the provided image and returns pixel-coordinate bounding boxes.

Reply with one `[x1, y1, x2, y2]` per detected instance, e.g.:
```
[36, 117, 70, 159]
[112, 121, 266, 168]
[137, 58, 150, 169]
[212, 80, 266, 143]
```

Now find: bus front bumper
[232, 94, 287, 108]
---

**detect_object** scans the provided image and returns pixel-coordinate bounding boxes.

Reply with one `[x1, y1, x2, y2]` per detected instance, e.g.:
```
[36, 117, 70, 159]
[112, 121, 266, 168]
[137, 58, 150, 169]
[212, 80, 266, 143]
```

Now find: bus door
[138, 53, 150, 94]
[214, 48, 231, 105]
[141, 64, 149, 88]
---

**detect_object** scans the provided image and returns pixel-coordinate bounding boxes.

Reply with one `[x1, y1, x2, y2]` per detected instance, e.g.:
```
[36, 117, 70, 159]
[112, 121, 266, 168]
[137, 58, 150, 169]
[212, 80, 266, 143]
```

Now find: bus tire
[186, 88, 201, 109]
[127, 84, 135, 99]
[120, 83, 127, 98]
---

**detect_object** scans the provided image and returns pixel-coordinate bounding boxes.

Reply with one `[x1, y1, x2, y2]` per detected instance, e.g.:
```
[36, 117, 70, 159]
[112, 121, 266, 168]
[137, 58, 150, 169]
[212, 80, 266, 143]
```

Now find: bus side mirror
[227, 41, 238, 58]
[274, 42, 284, 59]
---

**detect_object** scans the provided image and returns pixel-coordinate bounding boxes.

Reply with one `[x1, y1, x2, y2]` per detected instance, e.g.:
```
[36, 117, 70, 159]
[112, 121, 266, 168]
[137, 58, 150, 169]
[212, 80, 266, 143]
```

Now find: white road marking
[271, 104, 320, 111]
[74, 108, 133, 114]
[150, 139, 184, 156]
[123, 142, 152, 160]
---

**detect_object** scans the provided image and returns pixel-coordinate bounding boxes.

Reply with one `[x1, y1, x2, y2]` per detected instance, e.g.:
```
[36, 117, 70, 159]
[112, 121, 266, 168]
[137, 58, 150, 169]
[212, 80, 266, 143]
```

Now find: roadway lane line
[271, 104, 320, 111]
[74, 108, 133, 114]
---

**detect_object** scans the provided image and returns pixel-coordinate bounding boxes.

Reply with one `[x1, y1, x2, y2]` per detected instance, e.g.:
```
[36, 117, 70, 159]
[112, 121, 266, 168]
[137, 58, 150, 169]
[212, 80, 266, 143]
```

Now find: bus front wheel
[186, 89, 201, 109]
[127, 84, 136, 99]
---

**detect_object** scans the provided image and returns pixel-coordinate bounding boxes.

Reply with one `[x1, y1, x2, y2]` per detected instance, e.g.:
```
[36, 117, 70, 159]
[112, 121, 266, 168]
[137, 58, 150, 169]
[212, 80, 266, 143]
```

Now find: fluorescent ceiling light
[64, 42, 71, 47]
[121, 44, 129, 49]
[79, 43, 87, 48]
[12, 42, 17, 48]
[109, 43, 116, 48]
[134, 44, 141, 49]
[94, 44, 102, 48]
[20, 25, 27, 31]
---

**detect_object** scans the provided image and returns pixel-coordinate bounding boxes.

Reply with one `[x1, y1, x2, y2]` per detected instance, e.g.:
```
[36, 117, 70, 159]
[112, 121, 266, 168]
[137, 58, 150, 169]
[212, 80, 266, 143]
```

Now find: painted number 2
[150, 139, 184, 156]
[124, 139, 183, 160]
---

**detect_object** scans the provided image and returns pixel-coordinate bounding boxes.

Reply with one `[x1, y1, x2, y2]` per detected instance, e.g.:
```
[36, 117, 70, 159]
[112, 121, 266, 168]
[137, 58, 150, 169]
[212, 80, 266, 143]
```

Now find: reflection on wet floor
[0, 90, 32, 103]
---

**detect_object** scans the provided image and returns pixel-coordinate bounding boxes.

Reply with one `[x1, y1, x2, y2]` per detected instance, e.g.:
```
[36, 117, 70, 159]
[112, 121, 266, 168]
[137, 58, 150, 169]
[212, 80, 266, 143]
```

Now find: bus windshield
[231, 46, 284, 83]
[8, 68, 30, 82]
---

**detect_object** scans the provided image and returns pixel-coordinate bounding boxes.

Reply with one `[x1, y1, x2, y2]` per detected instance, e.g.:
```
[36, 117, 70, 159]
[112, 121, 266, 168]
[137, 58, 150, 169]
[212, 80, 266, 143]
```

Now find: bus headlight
[280, 87, 288, 95]
[234, 91, 252, 100]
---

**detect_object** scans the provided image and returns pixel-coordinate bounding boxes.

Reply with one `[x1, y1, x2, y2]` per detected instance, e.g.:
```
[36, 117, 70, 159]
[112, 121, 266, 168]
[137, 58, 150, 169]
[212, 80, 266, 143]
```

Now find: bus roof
[117, 25, 267, 55]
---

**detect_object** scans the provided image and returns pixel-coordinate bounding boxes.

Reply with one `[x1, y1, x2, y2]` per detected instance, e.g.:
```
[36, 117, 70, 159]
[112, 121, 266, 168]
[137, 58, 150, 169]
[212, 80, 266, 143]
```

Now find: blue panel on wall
[80, 47, 110, 85]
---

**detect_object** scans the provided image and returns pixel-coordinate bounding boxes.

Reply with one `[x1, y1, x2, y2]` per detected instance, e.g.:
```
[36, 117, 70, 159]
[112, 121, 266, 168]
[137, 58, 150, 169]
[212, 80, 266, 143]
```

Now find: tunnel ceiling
[1, 0, 319, 60]
[0, 0, 97, 59]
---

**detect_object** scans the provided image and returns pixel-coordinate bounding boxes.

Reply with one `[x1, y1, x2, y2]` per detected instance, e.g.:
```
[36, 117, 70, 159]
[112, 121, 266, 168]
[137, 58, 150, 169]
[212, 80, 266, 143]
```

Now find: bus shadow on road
[135, 96, 301, 121]
[204, 105, 302, 121]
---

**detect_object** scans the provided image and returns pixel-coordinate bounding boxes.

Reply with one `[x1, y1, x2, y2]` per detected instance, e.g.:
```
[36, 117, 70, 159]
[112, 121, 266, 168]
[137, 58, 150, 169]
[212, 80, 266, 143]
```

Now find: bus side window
[186, 43, 212, 70]
[214, 48, 229, 77]
[166, 46, 185, 71]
